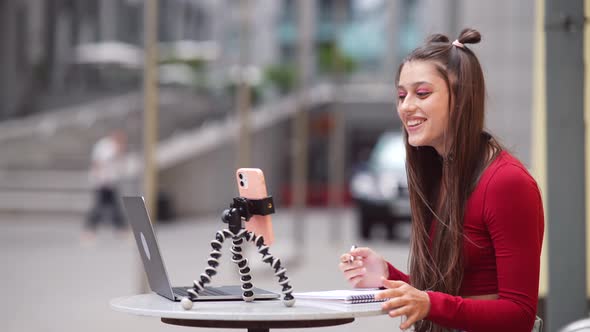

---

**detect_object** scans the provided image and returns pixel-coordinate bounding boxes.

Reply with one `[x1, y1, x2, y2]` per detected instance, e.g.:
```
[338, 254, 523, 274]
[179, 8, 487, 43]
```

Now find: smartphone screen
[236, 168, 275, 246]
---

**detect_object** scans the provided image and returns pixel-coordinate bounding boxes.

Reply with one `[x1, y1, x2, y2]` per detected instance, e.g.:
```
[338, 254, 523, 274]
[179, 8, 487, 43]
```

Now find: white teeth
[407, 119, 425, 127]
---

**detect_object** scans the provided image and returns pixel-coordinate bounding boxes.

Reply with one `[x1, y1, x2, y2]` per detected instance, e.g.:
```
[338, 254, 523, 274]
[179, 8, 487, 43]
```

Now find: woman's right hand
[338, 247, 388, 288]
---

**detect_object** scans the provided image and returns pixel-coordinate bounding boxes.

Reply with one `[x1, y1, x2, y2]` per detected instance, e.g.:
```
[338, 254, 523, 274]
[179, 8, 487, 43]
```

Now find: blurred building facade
[0, 0, 538, 211]
[0, 0, 216, 119]
[0, 0, 391, 120]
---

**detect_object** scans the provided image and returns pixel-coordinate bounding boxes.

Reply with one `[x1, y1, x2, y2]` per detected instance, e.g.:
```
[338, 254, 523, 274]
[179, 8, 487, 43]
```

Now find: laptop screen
[122, 196, 176, 300]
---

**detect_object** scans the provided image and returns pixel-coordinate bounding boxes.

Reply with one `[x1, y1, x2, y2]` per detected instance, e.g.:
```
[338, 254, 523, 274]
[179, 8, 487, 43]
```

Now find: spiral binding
[345, 294, 386, 304]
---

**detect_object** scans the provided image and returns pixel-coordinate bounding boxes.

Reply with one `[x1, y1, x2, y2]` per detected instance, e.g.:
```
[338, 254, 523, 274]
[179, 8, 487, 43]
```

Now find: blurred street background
[0, 0, 588, 331]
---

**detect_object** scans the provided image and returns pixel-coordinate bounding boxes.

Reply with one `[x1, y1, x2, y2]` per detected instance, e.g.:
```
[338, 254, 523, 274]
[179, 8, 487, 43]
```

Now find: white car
[349, 132, 411, 240]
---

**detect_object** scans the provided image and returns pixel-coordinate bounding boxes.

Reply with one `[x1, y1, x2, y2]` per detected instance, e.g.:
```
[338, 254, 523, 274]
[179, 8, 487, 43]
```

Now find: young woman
[339, 28, 544, 332]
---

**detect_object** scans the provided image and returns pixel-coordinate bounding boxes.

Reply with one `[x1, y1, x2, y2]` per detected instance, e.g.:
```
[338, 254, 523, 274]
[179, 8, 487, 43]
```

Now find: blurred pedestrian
[339, 28, 544, 332]
[81, 130, 129, 243]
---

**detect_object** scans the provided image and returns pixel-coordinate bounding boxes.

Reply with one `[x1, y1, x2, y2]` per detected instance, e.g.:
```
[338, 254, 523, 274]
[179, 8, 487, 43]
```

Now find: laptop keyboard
[173, 287, 229, 297]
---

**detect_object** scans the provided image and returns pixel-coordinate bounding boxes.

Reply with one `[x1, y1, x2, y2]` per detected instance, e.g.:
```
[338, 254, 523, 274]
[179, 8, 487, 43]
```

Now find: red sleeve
[386, 262, 410, 283]
[426, 164, 544, 332]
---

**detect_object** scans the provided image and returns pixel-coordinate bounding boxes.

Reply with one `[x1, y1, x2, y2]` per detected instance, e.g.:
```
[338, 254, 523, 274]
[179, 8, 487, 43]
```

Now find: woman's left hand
[374, 278, 431, 330]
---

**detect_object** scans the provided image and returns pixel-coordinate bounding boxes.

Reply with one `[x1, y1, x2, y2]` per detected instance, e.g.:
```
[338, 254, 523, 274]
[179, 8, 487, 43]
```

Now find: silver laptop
[122, 196, 279, 301]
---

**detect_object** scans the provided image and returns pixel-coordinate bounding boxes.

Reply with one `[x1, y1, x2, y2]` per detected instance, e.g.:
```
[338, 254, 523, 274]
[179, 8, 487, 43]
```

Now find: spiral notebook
[293, 288, 387, 304]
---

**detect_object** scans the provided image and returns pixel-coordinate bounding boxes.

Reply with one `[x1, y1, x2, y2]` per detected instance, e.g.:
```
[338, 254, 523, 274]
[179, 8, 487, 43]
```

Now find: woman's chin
[407, 136, 426, 148]
[407, 138, 440, 153]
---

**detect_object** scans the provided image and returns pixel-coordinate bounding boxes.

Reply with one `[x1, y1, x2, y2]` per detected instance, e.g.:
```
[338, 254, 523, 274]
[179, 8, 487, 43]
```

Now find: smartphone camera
[238, 172, 248, 188]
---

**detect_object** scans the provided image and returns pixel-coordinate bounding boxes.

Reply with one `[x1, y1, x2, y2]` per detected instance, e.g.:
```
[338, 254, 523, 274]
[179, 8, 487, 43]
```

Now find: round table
[110, 293, 386, 332]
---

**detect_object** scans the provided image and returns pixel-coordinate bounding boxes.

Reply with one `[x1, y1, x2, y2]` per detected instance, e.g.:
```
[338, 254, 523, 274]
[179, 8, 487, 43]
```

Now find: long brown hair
[397, 29, 503, 332]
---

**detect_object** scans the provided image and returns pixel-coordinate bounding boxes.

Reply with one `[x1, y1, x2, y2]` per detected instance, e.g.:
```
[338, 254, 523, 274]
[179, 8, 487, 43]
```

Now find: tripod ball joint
[221, 208, 234, 224]
[283, 294, 296, 307]
[181, 297, 193, 310]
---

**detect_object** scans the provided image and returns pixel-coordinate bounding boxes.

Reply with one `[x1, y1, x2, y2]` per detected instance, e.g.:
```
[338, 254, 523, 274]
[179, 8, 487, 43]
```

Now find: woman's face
[397, 61, 451, 156]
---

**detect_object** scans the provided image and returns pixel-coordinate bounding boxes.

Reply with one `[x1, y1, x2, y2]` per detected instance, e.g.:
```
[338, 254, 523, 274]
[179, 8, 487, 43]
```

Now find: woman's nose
[398, 98, 417, 114]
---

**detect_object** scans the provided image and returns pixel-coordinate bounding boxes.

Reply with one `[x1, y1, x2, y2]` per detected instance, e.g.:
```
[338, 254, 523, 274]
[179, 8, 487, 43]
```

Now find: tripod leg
[182, 229, 232, 310]
[245, 232, 296, 307]
[231, 229, 255, 302]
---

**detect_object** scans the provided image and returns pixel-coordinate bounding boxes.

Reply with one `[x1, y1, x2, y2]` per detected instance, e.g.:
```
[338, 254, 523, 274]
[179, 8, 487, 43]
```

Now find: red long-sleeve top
[387, 151, 544, 332]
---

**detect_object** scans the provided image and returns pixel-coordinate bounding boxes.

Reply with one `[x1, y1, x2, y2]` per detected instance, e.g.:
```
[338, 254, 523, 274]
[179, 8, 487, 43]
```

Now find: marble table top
[110, 293, 387, 322]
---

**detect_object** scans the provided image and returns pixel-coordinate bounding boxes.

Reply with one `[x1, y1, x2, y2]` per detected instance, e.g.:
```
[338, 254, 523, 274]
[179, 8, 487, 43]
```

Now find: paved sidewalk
[0, 208, 410, 332]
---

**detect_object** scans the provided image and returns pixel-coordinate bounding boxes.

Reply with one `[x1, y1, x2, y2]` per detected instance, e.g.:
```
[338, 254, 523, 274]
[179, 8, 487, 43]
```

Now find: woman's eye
[398, 94, 407, 100]
[417, 91, 431, 98]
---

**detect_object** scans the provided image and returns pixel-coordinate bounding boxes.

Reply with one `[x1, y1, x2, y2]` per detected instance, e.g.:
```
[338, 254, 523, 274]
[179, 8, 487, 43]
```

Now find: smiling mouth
[407, 119, 426, 128]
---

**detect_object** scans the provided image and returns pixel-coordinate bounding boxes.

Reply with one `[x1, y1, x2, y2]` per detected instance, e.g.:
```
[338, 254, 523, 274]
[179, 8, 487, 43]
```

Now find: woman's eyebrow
[397, 81, 432, 89]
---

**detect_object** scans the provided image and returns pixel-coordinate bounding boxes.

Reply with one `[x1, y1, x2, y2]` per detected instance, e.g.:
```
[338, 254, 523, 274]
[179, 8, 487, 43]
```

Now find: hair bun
[426, 34, 450, 44]
[457, 28, 481, 45]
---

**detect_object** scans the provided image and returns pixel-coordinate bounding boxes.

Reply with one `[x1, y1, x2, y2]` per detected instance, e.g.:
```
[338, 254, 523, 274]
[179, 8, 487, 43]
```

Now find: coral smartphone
[236, 168, 275, 246]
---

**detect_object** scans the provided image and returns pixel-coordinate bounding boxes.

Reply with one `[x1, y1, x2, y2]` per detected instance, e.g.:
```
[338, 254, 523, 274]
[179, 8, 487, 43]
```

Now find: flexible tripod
[180, 196, 295, 310]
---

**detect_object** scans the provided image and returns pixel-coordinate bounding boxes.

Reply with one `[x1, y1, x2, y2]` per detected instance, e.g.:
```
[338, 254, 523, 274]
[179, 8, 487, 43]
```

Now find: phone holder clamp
[222, 196, 275, 233]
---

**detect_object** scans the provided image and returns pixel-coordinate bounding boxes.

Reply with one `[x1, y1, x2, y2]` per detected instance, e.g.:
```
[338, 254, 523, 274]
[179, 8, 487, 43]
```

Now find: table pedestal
[162, 317, 355, 332]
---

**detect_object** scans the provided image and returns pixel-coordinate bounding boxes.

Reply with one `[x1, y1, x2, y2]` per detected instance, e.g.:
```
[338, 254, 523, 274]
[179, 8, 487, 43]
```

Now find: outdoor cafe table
[110, 293, 387, 332]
